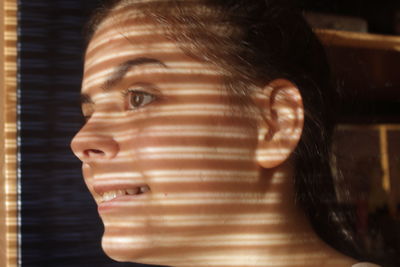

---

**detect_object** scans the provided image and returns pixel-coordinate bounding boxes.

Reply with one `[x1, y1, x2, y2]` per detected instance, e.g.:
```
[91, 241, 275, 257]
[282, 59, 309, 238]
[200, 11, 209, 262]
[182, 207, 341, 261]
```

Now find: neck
[147, 163, 356, 267]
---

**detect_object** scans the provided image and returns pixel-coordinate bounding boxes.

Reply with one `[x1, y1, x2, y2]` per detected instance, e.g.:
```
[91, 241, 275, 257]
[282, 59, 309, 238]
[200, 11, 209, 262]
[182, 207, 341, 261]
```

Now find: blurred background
[17, 0, 400, 266]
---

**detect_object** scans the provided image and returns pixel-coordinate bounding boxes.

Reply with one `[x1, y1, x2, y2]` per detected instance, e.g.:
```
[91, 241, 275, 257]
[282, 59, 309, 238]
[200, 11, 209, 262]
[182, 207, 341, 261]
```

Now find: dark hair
[86, 0, 375, 263]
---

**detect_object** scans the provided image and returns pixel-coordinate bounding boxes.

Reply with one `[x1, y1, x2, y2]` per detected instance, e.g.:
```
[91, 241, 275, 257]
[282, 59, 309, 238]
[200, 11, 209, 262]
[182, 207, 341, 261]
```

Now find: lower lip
[97, 193, 150, 213]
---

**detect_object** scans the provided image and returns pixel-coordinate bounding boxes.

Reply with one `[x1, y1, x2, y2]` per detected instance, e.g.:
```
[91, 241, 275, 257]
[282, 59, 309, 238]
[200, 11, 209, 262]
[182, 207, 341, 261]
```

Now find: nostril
[84, 149, 105, 157]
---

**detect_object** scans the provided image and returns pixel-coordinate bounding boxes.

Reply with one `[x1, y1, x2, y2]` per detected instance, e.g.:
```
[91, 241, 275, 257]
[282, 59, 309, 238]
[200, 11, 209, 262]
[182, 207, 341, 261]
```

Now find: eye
[126, 89, 156, 110]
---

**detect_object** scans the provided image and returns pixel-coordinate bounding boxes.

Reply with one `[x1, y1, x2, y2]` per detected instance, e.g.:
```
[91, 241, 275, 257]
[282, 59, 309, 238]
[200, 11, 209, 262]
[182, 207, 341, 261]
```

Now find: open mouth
[101, 185, 150, 202]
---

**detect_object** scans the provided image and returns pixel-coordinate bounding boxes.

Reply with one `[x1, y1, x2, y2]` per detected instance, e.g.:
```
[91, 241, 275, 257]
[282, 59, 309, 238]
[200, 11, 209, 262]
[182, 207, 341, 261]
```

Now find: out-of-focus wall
[1, 1, 18, 266]
[1, 1, 6, 264]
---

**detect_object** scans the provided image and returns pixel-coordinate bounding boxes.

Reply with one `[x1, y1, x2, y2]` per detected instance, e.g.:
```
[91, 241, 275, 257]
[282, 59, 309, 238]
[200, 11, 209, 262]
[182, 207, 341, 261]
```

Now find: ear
[255, 79, 304, 169]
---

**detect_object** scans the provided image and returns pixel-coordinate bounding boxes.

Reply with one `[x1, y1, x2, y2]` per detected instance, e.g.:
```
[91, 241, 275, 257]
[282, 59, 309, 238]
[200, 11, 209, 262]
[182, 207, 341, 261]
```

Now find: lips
[101, 186, 150, 202]
[93, 183, 151, 203]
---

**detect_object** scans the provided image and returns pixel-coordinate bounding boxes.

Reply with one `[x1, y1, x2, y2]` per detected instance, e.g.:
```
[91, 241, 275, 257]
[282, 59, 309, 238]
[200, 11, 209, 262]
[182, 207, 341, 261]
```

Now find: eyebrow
[80, 57, 167, 104]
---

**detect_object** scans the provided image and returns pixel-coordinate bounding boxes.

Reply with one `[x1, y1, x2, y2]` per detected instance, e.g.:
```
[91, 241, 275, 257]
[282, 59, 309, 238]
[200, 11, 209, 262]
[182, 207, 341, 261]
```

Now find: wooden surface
[316, 29, 400, 51]
[1, 0, 18, 266]
[0, 3, 5, 266]
[316, 29, 400, 123]
[317, 29, 400, 95]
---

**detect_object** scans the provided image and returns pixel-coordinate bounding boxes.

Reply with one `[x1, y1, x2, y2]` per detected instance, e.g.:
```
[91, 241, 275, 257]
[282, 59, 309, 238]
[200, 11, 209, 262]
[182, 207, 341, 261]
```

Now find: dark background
[19, 0, 400, 266]
[301, 0, 400, 34]
[19, 1, 143, 266]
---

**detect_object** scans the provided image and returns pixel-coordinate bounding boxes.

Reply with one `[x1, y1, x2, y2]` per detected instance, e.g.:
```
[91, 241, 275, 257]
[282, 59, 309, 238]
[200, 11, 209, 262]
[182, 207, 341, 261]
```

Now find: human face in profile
[70, 9, 280, 266]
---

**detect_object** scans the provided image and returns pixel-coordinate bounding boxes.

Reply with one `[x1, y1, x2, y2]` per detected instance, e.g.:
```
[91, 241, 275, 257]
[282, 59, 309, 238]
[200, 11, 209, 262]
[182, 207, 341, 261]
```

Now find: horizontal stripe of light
[77, 155, 257, 163]
[104, 196, 280, 206]
[138, 146, 250, 153]
[92, 171, 286, 184]
[151, 253, 327, 267]
[135, 154, 251, 160]
[84, 110, 250, 122]
[85, 49, 205, 74]
[105, 214, 286, 227]
[73, 130, 252, 143]
[136, 130, 251, 139]
[76, 151, 285, 162]
[86, 54, 205, 75]
[5, 123, 17, 131]
[88, 29, 169, 55]
[103, 233, 303, 246]
[152, 192, 277, 198]
[95, 170, 257, 179]
[76, 123, 253, 136]
[107, 213, 284, 221]
[83, 64, 219, 90]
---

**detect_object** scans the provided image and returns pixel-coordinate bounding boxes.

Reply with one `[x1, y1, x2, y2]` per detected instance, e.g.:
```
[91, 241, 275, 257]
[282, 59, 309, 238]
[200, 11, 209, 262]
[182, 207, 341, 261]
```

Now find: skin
[71, 4, 358, 267]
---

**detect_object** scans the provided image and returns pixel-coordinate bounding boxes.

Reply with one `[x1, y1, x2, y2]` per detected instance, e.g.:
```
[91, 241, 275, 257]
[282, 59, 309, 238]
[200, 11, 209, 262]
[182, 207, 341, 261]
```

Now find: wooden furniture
[317, 29, 400, 123]
[317, 29, 400, 219]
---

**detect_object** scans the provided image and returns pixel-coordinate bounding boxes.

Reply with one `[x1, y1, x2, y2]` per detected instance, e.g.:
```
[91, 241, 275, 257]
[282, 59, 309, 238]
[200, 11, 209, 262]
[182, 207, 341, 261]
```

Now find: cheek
[100, 108, 264, 262]
[124, 111, 259, 192]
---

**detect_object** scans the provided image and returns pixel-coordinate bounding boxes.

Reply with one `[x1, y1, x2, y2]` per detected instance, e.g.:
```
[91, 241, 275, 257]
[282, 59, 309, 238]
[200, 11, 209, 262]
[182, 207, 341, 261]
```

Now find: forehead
[82, 5, 227, 97]
[85, 13, 178, 88]
[85, 8, 167, 67]
[86, 0, 223, 61]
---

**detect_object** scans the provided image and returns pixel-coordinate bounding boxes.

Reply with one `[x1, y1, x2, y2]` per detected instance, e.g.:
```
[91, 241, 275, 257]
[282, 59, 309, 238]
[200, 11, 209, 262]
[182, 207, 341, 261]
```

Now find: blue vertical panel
[18, 1, 155, 266]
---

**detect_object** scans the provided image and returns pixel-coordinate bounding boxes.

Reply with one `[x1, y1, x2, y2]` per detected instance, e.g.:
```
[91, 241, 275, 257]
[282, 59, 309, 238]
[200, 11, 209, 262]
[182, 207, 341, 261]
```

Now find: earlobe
[255, 79, 304, 169]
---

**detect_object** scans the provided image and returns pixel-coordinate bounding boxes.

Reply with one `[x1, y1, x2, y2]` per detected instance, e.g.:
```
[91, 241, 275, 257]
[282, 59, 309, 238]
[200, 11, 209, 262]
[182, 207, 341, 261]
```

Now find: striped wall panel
[2, 0, 18, 266]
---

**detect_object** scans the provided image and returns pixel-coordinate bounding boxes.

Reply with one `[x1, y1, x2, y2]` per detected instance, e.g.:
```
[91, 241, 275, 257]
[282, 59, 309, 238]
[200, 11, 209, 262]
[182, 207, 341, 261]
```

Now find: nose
[70, 123, 119, 163]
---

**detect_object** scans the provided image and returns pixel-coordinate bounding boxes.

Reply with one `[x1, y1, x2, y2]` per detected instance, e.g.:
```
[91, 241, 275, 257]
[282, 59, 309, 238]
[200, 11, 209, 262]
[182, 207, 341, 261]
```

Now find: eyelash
[123, 88, 157, 110]
[82, 105, 94, 123]
[81, 89, 157, 124]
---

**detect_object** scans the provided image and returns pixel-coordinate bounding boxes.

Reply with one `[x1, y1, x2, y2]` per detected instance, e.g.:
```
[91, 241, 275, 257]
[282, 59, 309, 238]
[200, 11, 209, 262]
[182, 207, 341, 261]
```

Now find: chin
[101, 231, 171, 266]
[101, 236, 185, 267]
[101, 233, 150, 263]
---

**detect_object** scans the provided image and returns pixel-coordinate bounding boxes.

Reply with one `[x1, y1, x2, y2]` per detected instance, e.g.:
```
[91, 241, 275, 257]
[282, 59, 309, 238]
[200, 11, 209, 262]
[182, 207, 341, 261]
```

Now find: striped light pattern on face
[69, 3, 351, 267]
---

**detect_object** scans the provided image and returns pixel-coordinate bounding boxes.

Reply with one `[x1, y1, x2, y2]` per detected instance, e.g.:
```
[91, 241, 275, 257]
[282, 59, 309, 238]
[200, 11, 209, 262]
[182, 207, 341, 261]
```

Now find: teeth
[101, 186, 150, 202]
[102, 190, 124, 202]
[140, 186, 150, 193]
[126, 188, 139, 195]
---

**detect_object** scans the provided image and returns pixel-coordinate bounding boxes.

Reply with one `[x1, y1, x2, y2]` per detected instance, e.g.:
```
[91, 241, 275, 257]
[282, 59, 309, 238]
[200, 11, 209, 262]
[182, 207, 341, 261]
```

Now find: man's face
[71, 10, 273, 265]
